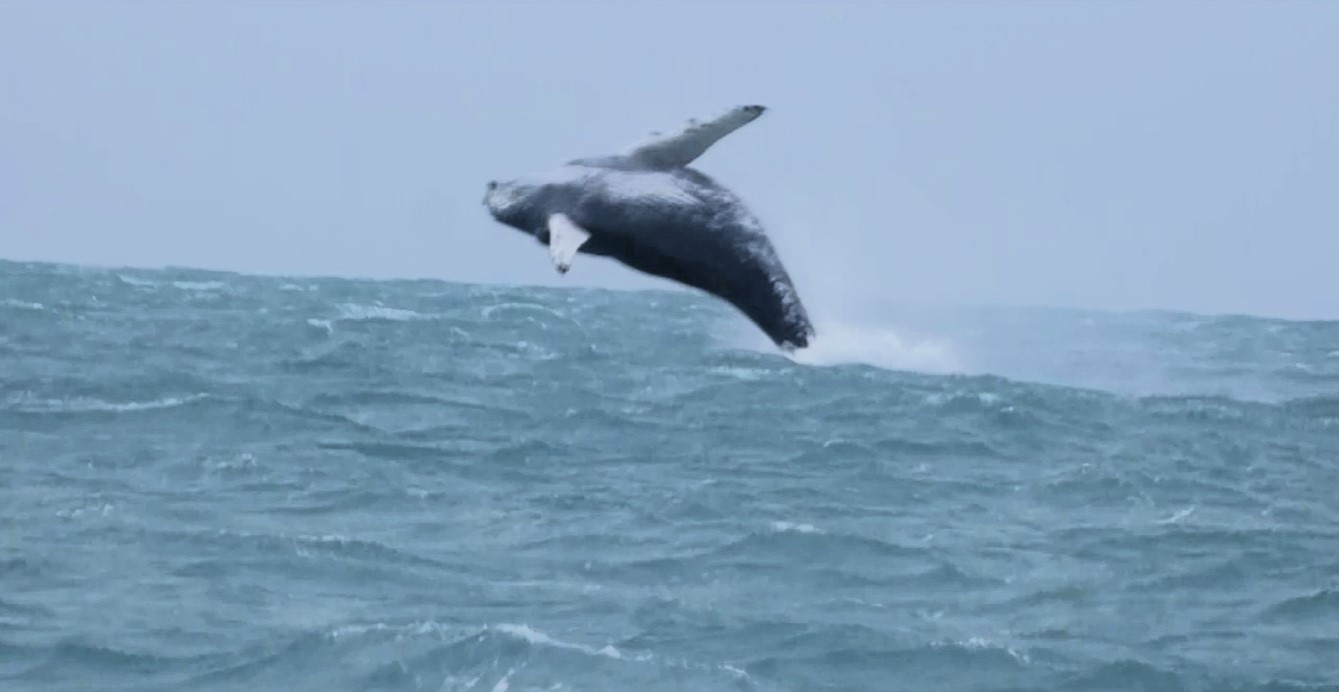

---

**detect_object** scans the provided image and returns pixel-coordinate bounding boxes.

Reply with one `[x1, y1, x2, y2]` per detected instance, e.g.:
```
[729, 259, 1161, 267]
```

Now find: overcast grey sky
[2, 2, 1336, 319]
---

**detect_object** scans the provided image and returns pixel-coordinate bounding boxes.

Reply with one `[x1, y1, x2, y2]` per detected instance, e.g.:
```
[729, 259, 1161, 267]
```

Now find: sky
[1, 1, 1336, 320]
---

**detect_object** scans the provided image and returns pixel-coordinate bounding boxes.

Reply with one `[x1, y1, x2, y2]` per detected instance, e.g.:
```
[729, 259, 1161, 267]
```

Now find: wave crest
[336, 303, 432, 322]
[5, 394, 209, 414]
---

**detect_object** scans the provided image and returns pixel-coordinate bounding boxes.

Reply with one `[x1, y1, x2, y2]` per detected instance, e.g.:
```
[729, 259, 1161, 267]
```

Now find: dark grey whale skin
[485, 160, 814, 350]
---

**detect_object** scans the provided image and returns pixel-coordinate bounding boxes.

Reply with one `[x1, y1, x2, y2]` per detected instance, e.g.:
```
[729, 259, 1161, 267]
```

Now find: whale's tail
[725, 273, 815, 350]
[620, 236, 814, 351]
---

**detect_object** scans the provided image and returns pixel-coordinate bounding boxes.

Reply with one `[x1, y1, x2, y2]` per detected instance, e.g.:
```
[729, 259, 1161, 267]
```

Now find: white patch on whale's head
[484, 166, 595, 230]
[483, 178, 538, 226]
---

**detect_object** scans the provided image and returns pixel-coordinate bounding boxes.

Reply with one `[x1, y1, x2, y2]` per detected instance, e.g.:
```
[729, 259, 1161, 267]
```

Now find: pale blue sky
[2, 2, 1336, 319]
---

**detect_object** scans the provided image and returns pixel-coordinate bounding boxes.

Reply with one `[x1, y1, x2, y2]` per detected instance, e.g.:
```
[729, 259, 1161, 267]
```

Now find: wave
[769, 521, 824, 535]
[4, 639, 200, 685]
[335, 303, 433, 322]
[171, 280, 226, 291]
[115, 273, 229, 292]
[115, 274, 158, 287]
[4, 393, 210, 415]
[177, 619, 753, 691]
[11, 618, 1323, 692]
[744, 623, 1031, 689]
[1262, 589, 1339, 622]
[1134, 393, 1339, 429]
[0, 298, 45, 311]
[489, 623, 639, 662]
[1282, 395, 1339, 419]
[320, 621, 636, 660]
[479, 301, 580, 326]
[154, 527, 444, 569]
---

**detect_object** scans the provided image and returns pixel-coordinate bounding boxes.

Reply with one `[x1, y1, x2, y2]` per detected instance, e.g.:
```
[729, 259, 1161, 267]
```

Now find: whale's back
[561, 167, 813, 349]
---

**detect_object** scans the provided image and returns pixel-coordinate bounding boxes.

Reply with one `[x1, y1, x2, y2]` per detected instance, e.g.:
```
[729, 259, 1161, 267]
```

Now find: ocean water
[2, 258, 1337, 692]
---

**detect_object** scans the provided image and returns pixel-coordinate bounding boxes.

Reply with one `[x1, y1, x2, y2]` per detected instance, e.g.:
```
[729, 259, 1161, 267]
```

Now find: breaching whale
[482, 105, 815, 350]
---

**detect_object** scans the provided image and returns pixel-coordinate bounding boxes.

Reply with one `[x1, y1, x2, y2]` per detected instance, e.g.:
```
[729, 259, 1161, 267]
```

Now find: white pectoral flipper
[547, 213, 591, 274]
[623, 104, 766, 170]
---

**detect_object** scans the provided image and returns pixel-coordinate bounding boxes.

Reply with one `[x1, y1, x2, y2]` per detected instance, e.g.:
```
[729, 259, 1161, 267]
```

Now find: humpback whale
[482, 105, 814, 350]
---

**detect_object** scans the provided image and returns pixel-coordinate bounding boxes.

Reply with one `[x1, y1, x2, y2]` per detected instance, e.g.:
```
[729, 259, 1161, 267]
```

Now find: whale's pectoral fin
[623, 105, 766, 170]
[547, 213, 591, 275]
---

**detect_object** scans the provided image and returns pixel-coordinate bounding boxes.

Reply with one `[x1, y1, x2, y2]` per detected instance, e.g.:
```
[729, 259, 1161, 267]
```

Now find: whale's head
[484, 165, 594, 238]
[483, 177, 541, 231]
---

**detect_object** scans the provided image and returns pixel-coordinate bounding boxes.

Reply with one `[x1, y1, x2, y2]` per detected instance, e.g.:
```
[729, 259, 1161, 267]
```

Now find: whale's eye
[487, 180, 498, 191]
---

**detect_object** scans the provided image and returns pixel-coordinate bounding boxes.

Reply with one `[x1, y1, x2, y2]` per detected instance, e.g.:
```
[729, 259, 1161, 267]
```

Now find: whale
[482, 105, 814, 350]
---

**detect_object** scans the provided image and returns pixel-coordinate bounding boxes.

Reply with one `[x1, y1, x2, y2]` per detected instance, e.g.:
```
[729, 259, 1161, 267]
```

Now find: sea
[1, 258, 1336, 692]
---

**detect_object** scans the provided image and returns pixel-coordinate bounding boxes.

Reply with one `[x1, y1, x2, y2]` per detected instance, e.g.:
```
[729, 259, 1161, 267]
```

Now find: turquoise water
[2, 259, 1337, 691]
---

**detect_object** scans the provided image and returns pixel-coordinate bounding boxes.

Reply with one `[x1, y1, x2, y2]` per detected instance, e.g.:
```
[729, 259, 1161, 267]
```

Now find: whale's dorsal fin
[622, 105, 766, 170]
[547, 213, 591, 274]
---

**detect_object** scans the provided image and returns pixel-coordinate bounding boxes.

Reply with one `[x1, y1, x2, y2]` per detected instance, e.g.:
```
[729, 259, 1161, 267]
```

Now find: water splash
[719, 315, 964, 374]
[789, 319, 964, 373]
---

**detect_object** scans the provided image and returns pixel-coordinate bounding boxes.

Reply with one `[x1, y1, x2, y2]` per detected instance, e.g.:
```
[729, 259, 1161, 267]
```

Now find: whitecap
[491, 623, 641, 661]
[325, 620, 739, 682]
[336, 303, 431, 322]
[513, 340, 559, 361]
[709, 366, 771, 381]
[10, 393, 209, 414]
[720, 664, 752, 681]
[932, 636, 1030, 664]
[1156, 506, 1196, 524]
[116, 274, 157, 287]
[56, 502, 116, 520]
[171, 280, 226, 291]
[770, 521, 823, 534]
[327, 620, 454, 641]
[0, 299, 45, 311]
[925, 390, 1002, 408]
[202, 453, 258, 472]
[480, 302, 571, 323]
